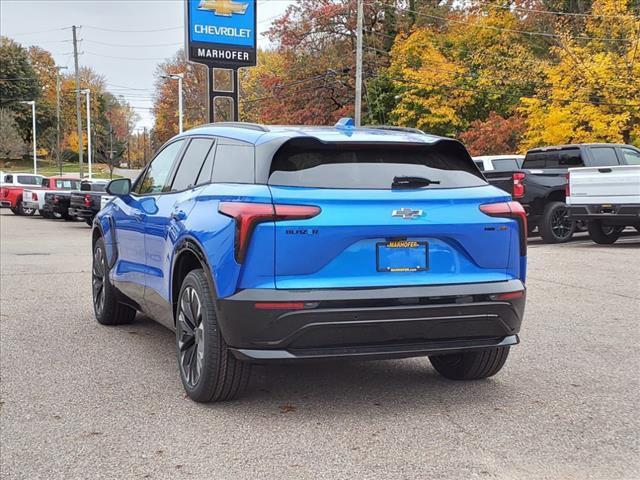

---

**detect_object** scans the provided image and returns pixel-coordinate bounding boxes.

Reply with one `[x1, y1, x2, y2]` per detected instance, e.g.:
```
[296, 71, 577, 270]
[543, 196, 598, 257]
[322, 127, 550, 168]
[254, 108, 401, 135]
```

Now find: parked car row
[0, 172, 112, 225]
[476, 143, 640, 244]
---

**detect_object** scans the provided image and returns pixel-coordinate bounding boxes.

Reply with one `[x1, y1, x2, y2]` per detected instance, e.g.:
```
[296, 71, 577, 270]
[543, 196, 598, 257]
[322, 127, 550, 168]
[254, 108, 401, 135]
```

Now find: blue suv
[92, 120, 527, 402]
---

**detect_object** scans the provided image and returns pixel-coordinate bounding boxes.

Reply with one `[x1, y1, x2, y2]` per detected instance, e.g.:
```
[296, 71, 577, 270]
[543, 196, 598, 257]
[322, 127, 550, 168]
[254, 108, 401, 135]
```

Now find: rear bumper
[217, 280, 526, 362]
[22, 201, 39, 210]
[69, 206, 93, 218]
[1, 200, 14, 208]
[569, 204, 640, 224]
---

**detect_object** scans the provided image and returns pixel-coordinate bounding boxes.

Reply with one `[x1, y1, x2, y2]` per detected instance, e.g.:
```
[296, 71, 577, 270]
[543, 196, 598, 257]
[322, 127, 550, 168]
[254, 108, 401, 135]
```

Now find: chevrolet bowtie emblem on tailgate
[392, 208, 424, 219]
[198, 0, 249, 16]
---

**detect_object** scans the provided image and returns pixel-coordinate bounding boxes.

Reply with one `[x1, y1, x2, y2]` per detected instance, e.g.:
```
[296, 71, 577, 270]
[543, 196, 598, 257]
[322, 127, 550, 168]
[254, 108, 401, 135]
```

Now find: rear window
[17, 175, 42, 185]
[55, 179, 81, 190]
[268, 141, 485, 189]
[523, 148, 583, 169]
[491, 158, 522, 171]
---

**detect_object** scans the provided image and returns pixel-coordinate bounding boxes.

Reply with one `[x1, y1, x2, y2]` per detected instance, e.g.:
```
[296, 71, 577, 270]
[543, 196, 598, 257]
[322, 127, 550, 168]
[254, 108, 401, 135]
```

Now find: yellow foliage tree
[520, 0, 640, 148]
[388, 29, 473, 136]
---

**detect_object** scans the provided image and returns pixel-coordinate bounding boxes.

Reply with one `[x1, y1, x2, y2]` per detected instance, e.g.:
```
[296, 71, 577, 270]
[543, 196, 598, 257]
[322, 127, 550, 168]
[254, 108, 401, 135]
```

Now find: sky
[1, 0, 293, 129]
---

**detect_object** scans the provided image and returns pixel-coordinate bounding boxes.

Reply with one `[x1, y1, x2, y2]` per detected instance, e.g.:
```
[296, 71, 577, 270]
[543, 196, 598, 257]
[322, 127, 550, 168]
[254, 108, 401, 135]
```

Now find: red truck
[0, 172, 46, 216]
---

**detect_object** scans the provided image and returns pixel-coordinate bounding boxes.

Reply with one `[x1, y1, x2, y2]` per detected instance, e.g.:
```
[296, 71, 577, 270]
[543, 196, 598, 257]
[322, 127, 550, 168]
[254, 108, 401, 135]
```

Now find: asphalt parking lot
[1, 209, 639, 480]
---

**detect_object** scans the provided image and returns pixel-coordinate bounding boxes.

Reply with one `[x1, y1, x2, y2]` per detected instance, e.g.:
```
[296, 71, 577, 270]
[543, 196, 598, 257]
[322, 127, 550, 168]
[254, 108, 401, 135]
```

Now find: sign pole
[185, 0, 256, 124]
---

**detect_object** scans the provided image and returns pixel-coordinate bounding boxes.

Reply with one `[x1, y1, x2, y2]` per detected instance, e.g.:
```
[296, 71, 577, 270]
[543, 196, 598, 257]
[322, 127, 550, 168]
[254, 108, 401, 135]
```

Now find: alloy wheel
[92, 246, 106, 316]
[177, 286, 205, 388]
[551, 206, 573, 240]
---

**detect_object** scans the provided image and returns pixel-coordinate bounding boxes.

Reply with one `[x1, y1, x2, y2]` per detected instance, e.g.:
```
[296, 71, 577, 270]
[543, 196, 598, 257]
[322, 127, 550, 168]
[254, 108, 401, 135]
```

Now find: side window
[171, 138, 215, 191]
[5, 175, 13, 183]
[622, 148, 640, 165]
[211, 144, 254, 183]
[590, 147, 619, 166]
[135, 140, 185, 194]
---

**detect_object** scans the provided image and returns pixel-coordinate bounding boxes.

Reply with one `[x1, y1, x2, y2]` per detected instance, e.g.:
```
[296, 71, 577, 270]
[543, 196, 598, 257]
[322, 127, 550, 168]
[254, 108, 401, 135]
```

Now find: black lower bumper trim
[569, 204, 640, 223]
[231, 335, 519, 361]
[217, 280, 526, 357]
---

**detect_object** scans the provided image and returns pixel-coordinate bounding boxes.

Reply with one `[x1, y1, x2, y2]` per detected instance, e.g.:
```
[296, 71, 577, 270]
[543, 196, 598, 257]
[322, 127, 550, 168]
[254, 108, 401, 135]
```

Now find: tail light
[565, 172, 570, 197]
[53, 195, 59, 204]
[84, 194, 91, 207]
[512, 172, 526, 199]
[218, 202, 321, 263]
[32, 192, 38, 201]
[480, 201, 527, 256]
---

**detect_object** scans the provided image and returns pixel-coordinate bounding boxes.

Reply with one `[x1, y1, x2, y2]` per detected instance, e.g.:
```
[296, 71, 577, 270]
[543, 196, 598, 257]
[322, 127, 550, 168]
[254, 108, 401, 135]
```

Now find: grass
[1, 159, 122, 179]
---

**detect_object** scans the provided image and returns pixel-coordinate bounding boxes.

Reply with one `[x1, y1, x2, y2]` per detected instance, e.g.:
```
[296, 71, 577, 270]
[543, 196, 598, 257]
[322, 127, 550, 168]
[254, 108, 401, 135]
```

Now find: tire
[92, 237, 136, 325]
[587, 221, 622, 245]
[85, 216, 95, 227]
[10, 207, 19, 216]
[40, 210, 52, 219]
[176, 269, 251, 402]
[15, 203, 36, 216]
[429, 347, 510, 380]
[538, 201, 575, 243]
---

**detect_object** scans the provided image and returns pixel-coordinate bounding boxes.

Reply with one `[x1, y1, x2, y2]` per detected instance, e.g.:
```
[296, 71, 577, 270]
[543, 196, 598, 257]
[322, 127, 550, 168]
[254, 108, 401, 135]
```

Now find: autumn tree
[0, 37, 39, 144]
[519, 0, 640, 147]
[460, 112, 526, 155]
[153, 50, 207, 145]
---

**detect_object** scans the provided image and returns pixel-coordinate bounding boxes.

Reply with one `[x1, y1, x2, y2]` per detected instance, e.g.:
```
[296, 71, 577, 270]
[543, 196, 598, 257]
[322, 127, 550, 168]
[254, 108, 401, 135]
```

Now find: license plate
[376, 240, 428, 272]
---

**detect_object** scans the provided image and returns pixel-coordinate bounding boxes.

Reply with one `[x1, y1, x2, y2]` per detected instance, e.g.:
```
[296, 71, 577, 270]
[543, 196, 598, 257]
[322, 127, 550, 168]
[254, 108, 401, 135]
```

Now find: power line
[84, 51, 170, 61]
[7, 26, 71, 37]
[83, 39, 181, 48]
[474, 0, 640, 20]
[366, 1, 638, 44]
[83, 25, 182, 33]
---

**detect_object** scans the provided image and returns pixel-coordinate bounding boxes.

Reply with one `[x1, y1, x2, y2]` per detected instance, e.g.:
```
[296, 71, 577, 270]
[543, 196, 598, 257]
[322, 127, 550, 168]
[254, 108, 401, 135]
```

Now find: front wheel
[17, 203, 36, 216]
[429, 347, 510, 380]
[539, 201, 575, 243]
[92, 237, 136, 325]
[176, 269, 251, 402]
[587, 221, 623, 245]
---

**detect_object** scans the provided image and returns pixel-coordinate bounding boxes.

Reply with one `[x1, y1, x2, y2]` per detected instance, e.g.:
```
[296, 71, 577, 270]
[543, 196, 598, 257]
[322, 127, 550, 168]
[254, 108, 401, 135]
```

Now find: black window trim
[167, 136, 217, 193]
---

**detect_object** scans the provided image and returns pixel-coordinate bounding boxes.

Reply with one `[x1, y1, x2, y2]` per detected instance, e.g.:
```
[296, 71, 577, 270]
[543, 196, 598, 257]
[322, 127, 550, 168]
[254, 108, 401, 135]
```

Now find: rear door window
[590, 147, 620, 166]
[621, 148, 640, 165]
[171, 138, 215, 191]
[523, 149, 583, 169]
[17, 175, 42, 185]
[491, 158, 521, 171]
[268, 141, 485, 189]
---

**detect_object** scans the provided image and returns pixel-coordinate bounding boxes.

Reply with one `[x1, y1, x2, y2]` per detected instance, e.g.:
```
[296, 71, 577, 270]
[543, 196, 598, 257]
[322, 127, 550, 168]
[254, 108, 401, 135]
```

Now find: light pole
[80, 89, 92, 179]
[20, 101, 37, 174]
[355, 0, 363, 126]
[162, 73, 184, 133]
[55, 66, 68, 176]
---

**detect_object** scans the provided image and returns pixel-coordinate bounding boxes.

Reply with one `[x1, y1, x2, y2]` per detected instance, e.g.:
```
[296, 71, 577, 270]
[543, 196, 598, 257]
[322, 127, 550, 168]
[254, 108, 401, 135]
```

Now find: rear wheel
[587, 221, 623, 245]
[10, 207, 19, 215]
[92, 237, 136, 325]
[176, 269, 251, 402]
[429, 347, 510, 380]
[16, 203, 36, 217]
[539, 201, 574, 243]
[40, 210, 52, 219]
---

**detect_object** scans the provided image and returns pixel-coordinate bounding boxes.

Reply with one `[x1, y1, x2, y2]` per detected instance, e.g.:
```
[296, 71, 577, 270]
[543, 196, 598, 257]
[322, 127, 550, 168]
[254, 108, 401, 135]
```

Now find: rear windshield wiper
[392, 176, 441, 189]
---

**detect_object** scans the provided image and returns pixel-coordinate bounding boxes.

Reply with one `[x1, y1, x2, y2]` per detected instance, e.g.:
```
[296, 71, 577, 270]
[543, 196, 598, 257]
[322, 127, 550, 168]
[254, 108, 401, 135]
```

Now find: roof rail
[365, 125, 426, 135]
[208, 122, 270, 132]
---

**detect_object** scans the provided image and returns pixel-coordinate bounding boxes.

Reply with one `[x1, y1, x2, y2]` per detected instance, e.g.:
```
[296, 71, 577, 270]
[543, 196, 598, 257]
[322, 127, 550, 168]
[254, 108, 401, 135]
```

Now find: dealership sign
[185, 0, 257, 68]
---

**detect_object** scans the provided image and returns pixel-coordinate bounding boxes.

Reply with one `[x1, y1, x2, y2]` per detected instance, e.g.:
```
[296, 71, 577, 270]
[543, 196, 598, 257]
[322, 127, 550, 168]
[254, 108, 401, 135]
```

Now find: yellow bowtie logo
[198, 0, 249, 16]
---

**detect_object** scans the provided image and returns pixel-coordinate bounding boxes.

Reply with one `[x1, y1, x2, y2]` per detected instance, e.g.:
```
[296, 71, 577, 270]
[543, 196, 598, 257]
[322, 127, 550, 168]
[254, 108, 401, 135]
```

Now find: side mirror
[106, 178, 131, 196]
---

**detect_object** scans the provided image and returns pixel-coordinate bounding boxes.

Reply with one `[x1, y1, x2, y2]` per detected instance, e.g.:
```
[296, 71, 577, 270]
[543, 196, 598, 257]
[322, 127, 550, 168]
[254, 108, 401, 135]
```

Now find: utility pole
[20, 101, 37, 174]
[55, 67, 67, 176]
[81, 89, 92, 179]
[355, 0, 364, 126]
[72, 25, 84, 178]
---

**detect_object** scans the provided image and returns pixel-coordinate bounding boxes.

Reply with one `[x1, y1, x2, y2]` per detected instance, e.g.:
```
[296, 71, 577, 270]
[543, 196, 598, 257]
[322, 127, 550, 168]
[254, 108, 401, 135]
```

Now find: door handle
[171, 210, 186, 221]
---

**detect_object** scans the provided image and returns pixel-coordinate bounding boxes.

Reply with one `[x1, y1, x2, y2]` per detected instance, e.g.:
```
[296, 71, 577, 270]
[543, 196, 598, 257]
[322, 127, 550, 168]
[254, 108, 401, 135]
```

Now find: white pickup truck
[567, 165, 640, 244]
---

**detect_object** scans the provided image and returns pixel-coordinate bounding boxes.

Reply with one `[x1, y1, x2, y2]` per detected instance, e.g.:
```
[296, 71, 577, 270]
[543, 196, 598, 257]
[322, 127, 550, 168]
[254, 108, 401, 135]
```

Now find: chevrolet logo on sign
[198, 0, 248, 16]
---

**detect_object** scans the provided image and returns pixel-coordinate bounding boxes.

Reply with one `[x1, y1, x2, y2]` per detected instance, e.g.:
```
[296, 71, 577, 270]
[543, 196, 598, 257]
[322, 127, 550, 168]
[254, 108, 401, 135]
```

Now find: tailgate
[569, 166, 640, 204]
